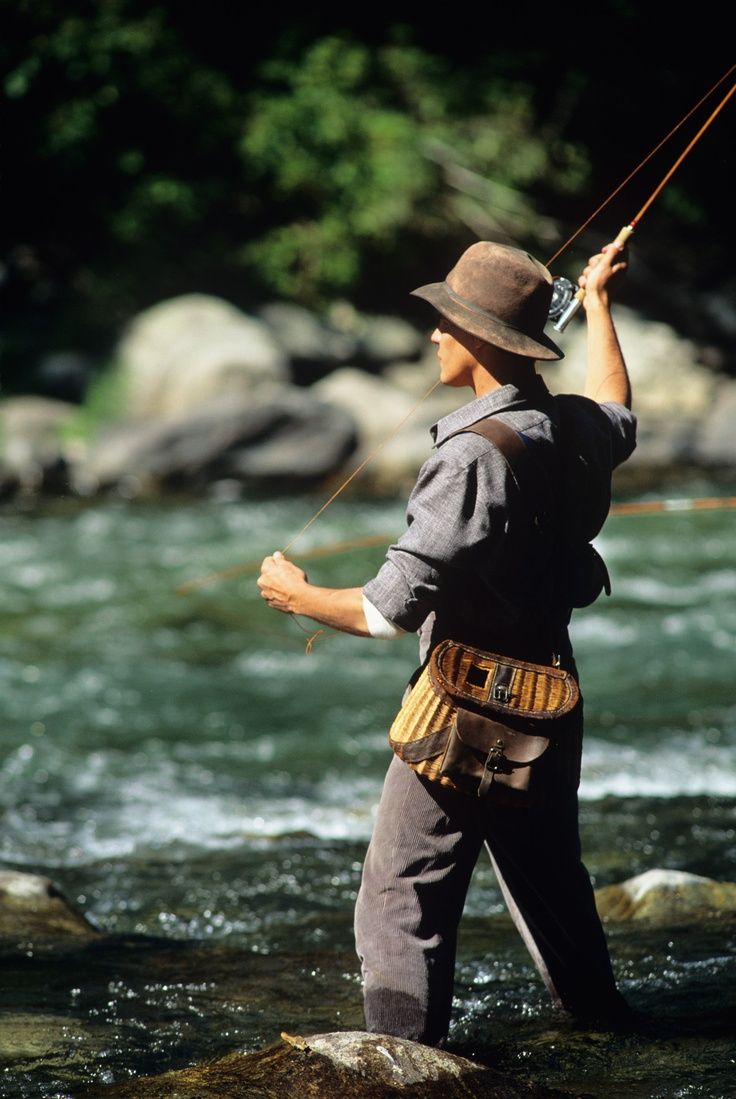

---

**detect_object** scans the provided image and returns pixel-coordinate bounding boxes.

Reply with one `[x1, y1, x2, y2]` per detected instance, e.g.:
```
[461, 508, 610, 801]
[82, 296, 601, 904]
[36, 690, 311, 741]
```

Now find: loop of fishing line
[179, 64, 735, 655]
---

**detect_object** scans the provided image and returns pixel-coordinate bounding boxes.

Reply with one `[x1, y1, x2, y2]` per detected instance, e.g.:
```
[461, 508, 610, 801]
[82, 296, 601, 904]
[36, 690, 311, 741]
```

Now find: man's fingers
[579, 241, 628, 291]
[259, 551, 284, 574]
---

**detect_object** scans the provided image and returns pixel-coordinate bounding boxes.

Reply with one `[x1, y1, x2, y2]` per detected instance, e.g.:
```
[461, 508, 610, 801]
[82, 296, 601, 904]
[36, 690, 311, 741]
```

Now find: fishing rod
[549, 66, 735, 331]
[609, 495, 736, 517]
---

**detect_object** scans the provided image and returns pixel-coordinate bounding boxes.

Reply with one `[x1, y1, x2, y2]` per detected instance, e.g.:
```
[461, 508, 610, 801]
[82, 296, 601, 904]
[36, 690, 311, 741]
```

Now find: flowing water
[1, 484, 735, 1097]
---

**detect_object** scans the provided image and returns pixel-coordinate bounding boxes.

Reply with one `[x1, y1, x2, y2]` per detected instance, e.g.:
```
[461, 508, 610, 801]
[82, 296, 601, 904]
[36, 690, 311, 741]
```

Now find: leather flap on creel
[454, 710, 549, 764]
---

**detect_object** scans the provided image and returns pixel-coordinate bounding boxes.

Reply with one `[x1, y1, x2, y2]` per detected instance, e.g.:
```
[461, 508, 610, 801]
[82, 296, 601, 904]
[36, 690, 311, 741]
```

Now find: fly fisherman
[258, 238, 636, 1044]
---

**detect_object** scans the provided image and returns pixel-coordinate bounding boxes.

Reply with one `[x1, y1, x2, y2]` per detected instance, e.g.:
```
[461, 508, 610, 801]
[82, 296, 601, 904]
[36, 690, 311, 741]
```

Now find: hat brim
[411, 281, 564, 362]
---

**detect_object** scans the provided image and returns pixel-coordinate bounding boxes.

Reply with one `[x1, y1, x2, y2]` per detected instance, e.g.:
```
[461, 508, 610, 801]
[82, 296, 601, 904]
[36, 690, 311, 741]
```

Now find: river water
[1, 484, 735, 1097]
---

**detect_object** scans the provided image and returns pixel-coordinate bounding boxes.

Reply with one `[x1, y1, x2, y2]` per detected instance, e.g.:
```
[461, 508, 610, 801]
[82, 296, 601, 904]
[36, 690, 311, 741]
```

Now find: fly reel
[548, 276, 583, 332]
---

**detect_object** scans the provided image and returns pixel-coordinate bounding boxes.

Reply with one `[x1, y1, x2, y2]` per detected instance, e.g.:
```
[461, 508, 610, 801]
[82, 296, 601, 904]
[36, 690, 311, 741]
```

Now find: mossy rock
[87, 1030, 575, 1098]
[595, 868, 736, 924]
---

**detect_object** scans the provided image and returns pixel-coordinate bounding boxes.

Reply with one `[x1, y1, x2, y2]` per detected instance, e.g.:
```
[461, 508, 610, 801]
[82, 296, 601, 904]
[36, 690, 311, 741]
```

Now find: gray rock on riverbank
[117, 294, 290, 420]
[548, 305, 736, 476]
[75, 389, 357, 496]
[0, 396, 78, 497]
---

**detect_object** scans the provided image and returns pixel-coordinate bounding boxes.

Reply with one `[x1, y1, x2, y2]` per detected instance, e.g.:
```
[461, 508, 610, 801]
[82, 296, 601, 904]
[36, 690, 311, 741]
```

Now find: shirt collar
[431, 375, 552, 446]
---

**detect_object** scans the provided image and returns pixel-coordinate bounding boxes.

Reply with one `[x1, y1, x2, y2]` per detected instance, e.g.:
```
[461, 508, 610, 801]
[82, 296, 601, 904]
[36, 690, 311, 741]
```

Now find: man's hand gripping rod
[552, 223, 635, 332]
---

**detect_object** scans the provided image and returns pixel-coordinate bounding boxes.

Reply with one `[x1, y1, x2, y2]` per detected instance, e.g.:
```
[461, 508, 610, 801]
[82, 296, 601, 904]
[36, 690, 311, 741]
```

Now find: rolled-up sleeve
[362, 436, 508, 633]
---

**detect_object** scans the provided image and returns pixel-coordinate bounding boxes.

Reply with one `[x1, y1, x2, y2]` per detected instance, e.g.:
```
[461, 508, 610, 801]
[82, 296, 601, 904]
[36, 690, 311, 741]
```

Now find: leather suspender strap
[458, 417, 535, 492]
[461, 416, 529, 461]
[454, 416, 550, 516]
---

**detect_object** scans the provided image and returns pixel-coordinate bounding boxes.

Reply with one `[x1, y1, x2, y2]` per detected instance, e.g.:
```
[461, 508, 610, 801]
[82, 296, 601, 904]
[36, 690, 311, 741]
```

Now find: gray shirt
[362, 375, 636, 666]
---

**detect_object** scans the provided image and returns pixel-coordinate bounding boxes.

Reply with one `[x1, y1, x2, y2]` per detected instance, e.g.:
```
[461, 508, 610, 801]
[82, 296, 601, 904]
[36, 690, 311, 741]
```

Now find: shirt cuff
[362, 594, 405, 640]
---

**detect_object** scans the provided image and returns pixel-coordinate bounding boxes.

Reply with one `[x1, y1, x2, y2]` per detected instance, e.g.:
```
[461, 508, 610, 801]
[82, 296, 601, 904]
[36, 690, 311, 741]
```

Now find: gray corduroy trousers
[354, 752, 625, 1045]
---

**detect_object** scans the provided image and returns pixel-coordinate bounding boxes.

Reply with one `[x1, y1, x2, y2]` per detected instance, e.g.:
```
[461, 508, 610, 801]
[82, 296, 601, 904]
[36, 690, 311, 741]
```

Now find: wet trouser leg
[354, 755, 624, 1044]
[354, 754, 484, 1044]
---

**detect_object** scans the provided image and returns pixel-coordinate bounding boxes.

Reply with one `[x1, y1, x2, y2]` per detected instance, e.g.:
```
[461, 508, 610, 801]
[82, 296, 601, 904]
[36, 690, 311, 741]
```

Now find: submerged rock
[91, 1030, 569, 1098]
[0, 870, 99, 939]
[595, 868, 736, 924]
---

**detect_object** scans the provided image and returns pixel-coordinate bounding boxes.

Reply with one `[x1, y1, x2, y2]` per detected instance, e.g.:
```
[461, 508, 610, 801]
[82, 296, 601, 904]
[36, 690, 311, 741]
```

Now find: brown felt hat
[411, 241, 563, 361]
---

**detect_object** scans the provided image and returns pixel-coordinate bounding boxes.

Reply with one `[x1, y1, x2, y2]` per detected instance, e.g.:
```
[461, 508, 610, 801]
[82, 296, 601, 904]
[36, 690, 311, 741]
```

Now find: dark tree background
[2, 2, 733, 395]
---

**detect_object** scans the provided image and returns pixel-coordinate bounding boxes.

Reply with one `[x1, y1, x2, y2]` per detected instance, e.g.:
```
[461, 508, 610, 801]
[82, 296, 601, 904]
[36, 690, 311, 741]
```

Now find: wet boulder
[595, 868, 736, 924]
[92, 1029, 569, 1098]
[0, 871, 99, 939]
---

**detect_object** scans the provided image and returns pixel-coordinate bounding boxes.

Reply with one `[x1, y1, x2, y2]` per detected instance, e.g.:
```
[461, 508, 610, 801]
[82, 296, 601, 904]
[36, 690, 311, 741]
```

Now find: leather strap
[458, 416, 549, 510]
[461, 417, 531, 469]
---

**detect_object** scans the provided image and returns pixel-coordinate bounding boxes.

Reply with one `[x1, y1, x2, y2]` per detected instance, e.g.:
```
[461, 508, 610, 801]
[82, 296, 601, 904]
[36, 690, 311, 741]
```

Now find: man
[258, 238, 636, 1044]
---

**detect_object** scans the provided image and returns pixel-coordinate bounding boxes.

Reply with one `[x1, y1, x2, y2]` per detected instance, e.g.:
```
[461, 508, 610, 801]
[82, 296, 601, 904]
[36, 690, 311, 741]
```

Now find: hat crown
[445, 242, 553, 335]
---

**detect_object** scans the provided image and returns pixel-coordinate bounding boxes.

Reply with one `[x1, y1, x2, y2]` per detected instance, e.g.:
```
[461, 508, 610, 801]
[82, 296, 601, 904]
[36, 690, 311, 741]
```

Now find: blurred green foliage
[241, 40, 441, 298]
[1, 4, 732, 390]
[240, 37, 587, 300]
[58, 364, 128, 443]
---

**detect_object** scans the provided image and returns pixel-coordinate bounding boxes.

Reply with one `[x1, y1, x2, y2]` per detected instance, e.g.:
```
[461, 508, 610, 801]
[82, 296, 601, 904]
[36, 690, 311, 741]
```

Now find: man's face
[431, 317, 478, 390]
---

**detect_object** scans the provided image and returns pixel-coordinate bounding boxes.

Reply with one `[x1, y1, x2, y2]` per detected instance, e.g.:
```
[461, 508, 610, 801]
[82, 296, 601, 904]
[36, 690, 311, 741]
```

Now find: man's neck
[471, 353, 538, 396]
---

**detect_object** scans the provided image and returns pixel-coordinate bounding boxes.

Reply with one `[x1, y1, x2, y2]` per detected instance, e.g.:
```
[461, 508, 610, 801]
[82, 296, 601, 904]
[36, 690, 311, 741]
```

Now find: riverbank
[1, 295, 734, 501]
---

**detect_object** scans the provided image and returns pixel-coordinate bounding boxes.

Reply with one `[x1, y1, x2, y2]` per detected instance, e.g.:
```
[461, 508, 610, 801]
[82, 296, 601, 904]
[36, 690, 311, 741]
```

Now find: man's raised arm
[579, 241, 632, 409]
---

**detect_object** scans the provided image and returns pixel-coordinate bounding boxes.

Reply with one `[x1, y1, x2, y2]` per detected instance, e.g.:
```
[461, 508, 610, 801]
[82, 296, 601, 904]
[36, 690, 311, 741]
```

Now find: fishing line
[177, 533, 394, 594]
[275, 379, 441, 649]
[280, 378, 442, 556]
[609, 495, 736, 517]
[180, 63, 734, 626]
[177, 380, 440, 599]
